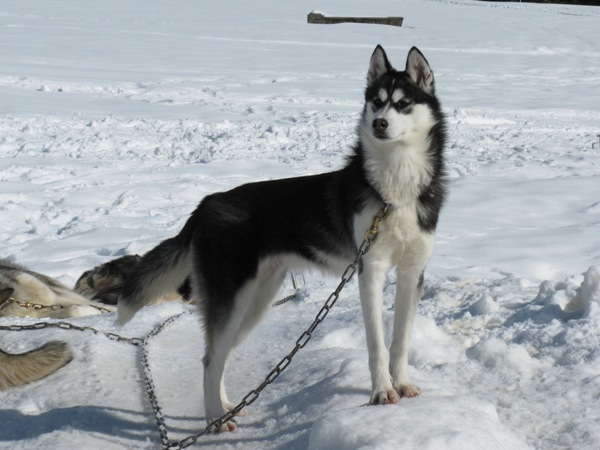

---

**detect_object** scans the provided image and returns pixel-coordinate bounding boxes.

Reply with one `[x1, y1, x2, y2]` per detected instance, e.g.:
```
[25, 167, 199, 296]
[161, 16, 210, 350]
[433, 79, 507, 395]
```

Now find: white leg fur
[356, 201, 436, 403]
[203, 344, 232, 431]
[203, 258, 286, 431]
[388, 231, 434, 398]
[358, 258, 399, 404]
[389, 267, 423, 398]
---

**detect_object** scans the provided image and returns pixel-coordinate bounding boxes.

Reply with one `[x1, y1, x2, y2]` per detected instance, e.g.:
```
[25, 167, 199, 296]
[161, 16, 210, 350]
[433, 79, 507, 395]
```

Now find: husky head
[361, 45, 440, 145]
[357, 45, 446, 213]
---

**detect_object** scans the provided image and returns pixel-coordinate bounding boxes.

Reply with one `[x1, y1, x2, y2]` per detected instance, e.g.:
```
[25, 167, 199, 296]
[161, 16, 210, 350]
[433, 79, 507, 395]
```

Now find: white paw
[396, 383, 421, 398]
[370, 389, 401, 405]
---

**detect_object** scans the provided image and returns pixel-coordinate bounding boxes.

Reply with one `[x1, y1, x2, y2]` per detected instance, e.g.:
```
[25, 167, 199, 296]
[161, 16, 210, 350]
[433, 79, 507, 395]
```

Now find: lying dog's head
[74, 254, 142, 304]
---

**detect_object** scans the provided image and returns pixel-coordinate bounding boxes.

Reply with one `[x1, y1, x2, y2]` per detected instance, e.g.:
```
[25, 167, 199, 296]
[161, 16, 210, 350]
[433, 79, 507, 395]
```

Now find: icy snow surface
[1, 0, 600, 449]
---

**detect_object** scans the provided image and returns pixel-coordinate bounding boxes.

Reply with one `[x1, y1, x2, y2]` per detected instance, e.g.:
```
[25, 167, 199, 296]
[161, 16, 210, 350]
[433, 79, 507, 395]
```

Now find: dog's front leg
[358, 260, 399, 405]
[388, 267, 423, 398]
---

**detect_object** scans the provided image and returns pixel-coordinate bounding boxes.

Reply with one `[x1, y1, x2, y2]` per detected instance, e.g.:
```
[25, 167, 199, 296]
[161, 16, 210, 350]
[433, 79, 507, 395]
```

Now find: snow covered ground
[1, 0, 600, 448]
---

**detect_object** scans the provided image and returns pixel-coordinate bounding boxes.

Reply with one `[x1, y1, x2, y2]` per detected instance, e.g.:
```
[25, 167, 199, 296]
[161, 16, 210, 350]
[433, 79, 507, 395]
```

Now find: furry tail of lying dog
[0, 341, 73, 390]
[117, 232, 191, 325]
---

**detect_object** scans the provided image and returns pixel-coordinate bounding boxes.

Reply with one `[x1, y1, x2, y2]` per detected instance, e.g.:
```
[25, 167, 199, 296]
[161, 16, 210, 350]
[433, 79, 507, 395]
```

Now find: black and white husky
[118, 45, 446, 431]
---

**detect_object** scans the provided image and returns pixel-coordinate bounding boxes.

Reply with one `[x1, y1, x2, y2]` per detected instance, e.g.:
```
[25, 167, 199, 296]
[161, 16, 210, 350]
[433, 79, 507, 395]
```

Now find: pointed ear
[406, 47, 435, 95]
[367, 45, 392, 85]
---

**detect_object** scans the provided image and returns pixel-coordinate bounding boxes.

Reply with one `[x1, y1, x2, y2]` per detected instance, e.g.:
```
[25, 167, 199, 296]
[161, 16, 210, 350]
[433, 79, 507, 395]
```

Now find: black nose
[372, 118, 388, 132]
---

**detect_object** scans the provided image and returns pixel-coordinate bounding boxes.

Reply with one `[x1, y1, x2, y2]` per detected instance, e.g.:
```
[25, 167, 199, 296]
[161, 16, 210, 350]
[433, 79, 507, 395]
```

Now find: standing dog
[118, 45, 447, 431]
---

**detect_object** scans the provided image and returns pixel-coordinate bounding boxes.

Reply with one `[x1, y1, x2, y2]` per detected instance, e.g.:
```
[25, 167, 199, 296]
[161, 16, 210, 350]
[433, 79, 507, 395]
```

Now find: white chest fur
[354, 203, 435, 271]
[360, 103, 436, 207]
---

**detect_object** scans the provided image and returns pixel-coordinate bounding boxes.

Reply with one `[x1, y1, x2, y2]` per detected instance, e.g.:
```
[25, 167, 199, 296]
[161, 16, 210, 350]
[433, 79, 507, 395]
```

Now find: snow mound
[309, 395, 530, 450]
[466, 337, 541, 376]
[531, 265, 600, 322]
[410, 315, 465, 367]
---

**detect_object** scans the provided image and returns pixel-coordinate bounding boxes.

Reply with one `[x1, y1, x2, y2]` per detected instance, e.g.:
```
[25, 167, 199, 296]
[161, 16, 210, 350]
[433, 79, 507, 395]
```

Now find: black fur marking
[186, 161, 379, 329]
[177, 277, 192, 300]
[418, 116, 447, 232]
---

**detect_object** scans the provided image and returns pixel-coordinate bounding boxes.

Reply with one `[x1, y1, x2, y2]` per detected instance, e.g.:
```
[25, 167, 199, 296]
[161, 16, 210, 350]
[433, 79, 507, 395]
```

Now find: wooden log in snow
[307, 12, 403, 28]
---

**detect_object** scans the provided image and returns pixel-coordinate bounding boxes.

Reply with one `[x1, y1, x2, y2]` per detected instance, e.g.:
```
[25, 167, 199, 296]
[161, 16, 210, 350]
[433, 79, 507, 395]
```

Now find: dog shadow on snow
[0, 405, 192, 442]
[196, 364, 371, 448]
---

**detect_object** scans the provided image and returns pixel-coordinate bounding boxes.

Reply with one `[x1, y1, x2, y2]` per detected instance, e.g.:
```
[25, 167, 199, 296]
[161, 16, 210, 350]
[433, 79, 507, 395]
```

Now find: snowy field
[1, 0, 600, 448]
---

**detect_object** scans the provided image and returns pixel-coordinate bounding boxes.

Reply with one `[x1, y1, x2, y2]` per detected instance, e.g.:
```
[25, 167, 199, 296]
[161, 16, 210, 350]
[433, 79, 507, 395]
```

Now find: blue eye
[395, 99, 411, 109]
[373, 97, 384, 108]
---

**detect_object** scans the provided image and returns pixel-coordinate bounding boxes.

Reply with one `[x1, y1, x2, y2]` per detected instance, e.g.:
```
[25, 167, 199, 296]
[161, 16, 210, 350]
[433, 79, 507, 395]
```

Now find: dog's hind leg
[202, 260, 286, 431]
[203, 334, 237, 432]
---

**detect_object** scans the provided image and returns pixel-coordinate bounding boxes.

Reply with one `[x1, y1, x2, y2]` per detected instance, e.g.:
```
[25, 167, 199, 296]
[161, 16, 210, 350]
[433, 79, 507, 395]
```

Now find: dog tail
[117, 233, 191, 325]
[0, 341, 73, 390]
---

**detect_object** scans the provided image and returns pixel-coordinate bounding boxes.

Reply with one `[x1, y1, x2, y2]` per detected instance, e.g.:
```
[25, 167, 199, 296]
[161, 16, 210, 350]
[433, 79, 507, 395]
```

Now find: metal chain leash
[0, 298, 114, 314]
[158, 203, 390, 449]
[0, 319, 144, 346]
[139, 311, 192, 448]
